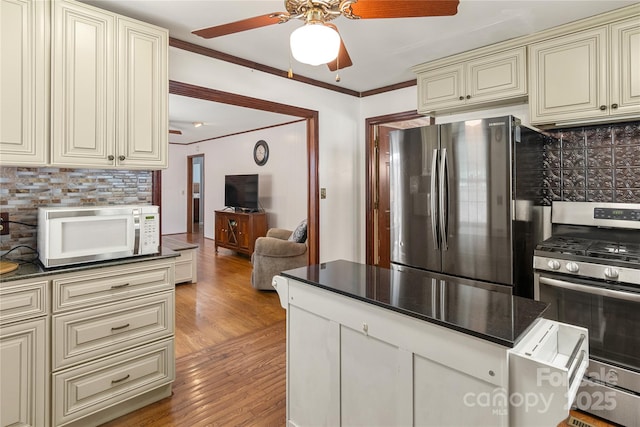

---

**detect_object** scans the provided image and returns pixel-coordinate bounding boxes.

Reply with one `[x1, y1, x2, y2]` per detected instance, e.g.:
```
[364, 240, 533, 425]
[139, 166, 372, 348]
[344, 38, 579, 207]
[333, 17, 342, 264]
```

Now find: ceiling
[82, 0, 638, 144]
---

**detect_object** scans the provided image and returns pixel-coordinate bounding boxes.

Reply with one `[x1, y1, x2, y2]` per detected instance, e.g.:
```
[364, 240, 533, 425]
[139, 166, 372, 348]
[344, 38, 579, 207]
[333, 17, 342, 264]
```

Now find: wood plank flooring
[101, 233, 286, 426]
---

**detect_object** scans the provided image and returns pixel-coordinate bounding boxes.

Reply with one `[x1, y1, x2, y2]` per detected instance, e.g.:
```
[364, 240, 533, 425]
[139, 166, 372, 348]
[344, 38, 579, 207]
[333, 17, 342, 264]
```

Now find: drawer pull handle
[111, 283, 131, 289]
[565, 333, 586, 370]
[111, 323, 130, 331]
[111, 374, 130, 384]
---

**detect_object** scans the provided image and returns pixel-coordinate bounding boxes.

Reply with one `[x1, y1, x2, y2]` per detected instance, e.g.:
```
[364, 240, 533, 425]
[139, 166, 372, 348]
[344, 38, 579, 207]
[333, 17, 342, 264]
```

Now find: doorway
[365, 112, 434, 268]
[187, 154, 204, 234]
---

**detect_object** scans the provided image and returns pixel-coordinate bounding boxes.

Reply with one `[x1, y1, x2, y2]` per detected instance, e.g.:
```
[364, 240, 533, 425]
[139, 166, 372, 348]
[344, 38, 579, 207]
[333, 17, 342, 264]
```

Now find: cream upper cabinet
[51, 0, 167, 169]
[529, 17, 640, 125]
[415, 47, 527, 114]
[610, 17, 640, 117]
[0, 0, 49, 166]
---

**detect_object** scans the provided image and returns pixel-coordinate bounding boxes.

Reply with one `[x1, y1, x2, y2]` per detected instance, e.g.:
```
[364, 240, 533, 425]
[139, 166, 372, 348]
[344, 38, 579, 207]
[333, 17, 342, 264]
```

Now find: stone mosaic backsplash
[544, 121, 640, 203]
[0, 167, 152, 256]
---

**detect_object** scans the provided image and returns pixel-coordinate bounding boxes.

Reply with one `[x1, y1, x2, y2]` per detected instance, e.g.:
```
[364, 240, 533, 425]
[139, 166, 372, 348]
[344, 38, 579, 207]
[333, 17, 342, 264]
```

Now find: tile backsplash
[544, 121, 640, 204]
[0, 167, 152, 256]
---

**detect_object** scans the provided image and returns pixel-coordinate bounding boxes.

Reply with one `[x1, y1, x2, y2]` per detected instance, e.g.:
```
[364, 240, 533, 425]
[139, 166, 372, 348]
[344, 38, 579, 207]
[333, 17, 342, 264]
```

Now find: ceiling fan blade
[192, 13, 284, 39]
[349, 0, 459, 19]
[326, 25, 353, 71]
[169, 129, 182, 135]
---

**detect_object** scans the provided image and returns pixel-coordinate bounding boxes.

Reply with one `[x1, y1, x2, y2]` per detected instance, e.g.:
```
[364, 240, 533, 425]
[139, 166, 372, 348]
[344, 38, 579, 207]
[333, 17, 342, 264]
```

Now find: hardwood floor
[101, 233, 286, 426]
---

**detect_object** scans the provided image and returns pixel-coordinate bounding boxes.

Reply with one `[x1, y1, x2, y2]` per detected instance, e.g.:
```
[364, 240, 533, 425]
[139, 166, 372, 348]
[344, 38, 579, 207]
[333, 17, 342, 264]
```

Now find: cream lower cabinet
[286, 282, 509, 427]
[0, 279, 50, 427]
[0, 0, 50, 166]
[278, 276, 589, 427]
[414, 47, 527, 114]
[51, 0, 168, 169]
[50, 258, 176, 427]
[529, 16, 640, 125]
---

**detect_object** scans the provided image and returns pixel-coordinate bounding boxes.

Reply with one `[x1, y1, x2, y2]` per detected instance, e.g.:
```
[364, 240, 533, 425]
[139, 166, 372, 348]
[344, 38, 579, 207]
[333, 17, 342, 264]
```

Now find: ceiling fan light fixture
[290, 22, 340, 66]
[193, 122, 203, 128]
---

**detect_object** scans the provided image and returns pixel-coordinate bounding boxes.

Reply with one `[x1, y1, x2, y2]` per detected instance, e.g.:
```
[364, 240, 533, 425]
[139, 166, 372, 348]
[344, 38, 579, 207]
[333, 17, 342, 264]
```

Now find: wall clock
[253, 140, 269, 166]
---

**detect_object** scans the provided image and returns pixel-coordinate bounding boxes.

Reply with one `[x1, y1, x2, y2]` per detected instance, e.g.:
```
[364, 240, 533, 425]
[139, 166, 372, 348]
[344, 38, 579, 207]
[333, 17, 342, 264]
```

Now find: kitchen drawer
[53, 291, 174, 370]
[0, 280, 48, 325]
[174, 249, 197, 284]
[509, 318, 589, 426]
[53, 338, 174, 426]
[52, 259, 174, 312]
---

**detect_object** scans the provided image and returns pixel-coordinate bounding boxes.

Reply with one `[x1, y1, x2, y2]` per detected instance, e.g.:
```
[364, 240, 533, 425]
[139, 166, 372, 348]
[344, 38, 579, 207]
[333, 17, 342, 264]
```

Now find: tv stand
[214, 210, 267, 256]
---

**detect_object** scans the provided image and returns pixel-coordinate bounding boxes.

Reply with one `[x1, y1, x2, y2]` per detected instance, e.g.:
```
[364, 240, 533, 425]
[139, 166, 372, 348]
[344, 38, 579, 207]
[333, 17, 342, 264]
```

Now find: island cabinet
[0, 278, 49, 427]
[529, 16, 640, 125]
[51, 0, 168, 169]
[0, 0, 50, 166]
[413, 46, 527, 114]
[50, 258, 176, 427]
[214, 210, 267, 256]
[274, 260, 589, 427]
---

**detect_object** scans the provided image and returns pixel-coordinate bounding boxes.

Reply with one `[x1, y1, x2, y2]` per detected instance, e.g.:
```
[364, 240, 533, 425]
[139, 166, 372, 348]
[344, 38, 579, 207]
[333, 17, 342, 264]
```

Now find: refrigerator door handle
[439, 148, 448, 250]
[430, 149, 439, 250]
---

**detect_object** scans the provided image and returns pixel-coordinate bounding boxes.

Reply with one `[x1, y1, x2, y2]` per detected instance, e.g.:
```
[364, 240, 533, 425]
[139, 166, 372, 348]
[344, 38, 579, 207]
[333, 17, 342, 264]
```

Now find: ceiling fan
[192, 0, 460, 71]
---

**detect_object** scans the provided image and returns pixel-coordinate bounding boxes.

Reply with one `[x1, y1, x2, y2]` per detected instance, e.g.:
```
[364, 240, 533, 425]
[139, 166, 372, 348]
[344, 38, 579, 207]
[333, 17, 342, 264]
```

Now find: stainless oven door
[535, 273, 640, 376]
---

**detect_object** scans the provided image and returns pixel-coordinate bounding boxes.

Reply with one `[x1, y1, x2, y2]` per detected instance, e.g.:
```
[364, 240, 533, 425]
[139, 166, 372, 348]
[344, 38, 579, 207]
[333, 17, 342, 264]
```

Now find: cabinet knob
[599, 105, 607, 111]
[611, 103, 618, 109]
[459, 96, 464, 101]
[466, 95, 471, 100]
[108, 155, 115, 161]
[119, 155, 126, 161]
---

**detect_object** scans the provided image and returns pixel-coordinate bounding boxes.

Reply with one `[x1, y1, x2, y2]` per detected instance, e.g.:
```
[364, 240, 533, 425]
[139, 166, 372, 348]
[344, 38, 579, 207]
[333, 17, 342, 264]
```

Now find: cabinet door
[236, 215, 251, 250]
[341, 326, 412, 427]
[610, 17, 640, 116]
[215, 212, 230, 247]
[288, 305, 340, 427]
[0, 0, 49, 166]
[117, 17, 168, 169]
[417, 63, 465, 112]
[51, 0, 116, 167]
[529, 26, 608, 124]
[0, 318, 47, 427]
[467, 47, 527, 104]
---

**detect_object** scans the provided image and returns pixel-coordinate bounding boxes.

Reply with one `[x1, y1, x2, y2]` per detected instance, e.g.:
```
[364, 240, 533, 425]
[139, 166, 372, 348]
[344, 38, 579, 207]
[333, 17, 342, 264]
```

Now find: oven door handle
[539, 277, 640, 302]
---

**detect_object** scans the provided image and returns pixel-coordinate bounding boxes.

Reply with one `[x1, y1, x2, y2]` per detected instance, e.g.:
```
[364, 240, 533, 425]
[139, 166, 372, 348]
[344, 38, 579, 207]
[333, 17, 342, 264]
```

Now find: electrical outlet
[0, 213, 9, 235]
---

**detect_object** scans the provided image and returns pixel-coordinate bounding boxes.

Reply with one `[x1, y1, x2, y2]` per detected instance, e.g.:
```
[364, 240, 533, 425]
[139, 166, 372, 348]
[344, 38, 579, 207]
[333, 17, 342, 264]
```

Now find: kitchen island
[273, 260, 588, 427]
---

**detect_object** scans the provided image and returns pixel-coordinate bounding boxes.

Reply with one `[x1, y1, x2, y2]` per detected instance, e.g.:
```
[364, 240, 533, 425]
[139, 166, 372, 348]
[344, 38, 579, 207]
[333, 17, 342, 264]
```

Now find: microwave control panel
[139, 213, 160, 254]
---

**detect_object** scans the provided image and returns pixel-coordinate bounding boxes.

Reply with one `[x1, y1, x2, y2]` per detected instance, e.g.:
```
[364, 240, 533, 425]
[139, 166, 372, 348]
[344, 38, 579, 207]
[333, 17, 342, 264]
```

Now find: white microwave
[38, 205, 160, 268]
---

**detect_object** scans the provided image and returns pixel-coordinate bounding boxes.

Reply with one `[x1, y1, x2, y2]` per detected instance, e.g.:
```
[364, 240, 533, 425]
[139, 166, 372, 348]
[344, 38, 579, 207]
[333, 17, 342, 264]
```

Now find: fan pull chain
[335, 51, 341, 82]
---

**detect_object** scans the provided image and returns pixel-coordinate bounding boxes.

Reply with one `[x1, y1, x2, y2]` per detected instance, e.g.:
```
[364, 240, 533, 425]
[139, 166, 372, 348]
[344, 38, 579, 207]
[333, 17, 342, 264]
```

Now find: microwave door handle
[133, 209, 141, 254]
[539, 277, 640, 303]
[430, 149, 439, 250]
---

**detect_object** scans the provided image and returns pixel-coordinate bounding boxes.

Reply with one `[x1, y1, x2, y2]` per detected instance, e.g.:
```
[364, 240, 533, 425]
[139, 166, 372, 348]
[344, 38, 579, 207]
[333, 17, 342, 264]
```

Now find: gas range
[534, 202, 640, 286]
[533, 202, 640, 427]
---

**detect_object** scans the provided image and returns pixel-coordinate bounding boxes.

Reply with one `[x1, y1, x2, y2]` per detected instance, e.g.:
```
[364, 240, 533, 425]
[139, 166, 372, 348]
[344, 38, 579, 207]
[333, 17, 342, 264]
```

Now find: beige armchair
[251, 228, 307, 290]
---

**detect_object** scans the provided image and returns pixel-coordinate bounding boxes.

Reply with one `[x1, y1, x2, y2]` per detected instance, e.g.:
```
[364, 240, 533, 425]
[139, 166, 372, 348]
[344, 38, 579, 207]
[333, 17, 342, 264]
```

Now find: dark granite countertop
[0, 248, 180, 284]
[281, 260, 549, 348]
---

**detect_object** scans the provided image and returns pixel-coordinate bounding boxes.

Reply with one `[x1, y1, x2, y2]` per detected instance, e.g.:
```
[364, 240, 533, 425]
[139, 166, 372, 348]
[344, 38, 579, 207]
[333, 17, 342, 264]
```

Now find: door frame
[153, 80, 320, 264]
[365, 110, 429, 266]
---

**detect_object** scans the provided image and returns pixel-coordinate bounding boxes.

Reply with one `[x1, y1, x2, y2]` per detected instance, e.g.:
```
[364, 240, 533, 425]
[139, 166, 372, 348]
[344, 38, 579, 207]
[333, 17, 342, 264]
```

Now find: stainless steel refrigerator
[389, 115, 549, 298]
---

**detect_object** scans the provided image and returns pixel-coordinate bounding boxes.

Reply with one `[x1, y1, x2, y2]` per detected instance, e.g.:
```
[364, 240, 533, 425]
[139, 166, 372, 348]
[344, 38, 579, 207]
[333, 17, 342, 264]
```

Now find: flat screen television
[224, 174, 259, 211]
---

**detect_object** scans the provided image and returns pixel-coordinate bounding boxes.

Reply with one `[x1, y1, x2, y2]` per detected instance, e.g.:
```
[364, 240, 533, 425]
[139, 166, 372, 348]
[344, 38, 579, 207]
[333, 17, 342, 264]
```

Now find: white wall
[168, 46, 362, 262]
[162, 121, 307, 239]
